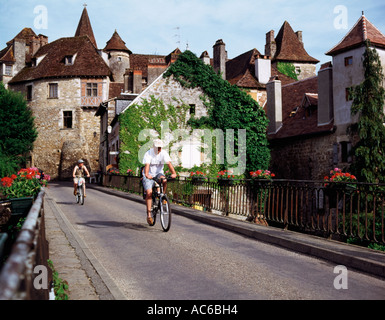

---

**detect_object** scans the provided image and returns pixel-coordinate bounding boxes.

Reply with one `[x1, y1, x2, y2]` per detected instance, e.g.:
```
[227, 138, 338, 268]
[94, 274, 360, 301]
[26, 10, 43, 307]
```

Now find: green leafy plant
[119, 96, 190, 173]
[349, 41, 385, 184]
[0, 83, 38, 174]
[48, 259, 69, 300]
[277, 62, 299, 80]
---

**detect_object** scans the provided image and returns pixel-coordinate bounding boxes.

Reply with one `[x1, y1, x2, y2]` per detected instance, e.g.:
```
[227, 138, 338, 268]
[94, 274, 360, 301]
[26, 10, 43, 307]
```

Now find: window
[189, 104, 196, 115]
[63, 111, 73, 129]
[26, 85, 33, 101]
[49, 83, 58, 98]
[5, 65, 12, 76]
[65, 55, 73, 65]
[86, 83, 98, 97]
[344, 56, 353, 66]
[345, 87, 353, 101]
[340, 141, 352, 163]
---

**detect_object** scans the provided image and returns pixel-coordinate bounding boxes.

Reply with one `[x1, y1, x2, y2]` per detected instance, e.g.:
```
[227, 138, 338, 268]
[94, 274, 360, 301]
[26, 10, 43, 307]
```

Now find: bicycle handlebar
[148, 175, 176, 181]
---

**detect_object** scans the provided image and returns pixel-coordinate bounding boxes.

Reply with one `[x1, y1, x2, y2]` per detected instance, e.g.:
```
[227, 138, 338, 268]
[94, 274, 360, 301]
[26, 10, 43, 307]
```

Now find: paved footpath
[45, 196, 100, 300]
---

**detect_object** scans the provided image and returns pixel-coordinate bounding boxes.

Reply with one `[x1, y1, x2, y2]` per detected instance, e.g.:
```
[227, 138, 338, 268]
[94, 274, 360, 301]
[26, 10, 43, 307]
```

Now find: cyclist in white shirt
[142, 139, 177, 225]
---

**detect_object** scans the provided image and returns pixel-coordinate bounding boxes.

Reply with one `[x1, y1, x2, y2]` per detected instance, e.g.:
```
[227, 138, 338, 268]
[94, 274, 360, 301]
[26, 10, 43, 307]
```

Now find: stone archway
[59, 140, 90, 180]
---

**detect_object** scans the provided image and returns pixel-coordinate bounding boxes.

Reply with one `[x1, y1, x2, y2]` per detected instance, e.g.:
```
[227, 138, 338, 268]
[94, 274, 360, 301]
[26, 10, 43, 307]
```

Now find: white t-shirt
[143, 148, 171, 177]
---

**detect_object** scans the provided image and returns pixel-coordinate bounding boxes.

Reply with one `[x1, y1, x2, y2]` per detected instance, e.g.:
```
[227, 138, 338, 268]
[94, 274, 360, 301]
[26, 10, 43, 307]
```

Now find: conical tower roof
[274, 21, 319, 63]
[326, 14, 385, 56]
[104, 30, 132, 54]
[75, 6, 97, 48]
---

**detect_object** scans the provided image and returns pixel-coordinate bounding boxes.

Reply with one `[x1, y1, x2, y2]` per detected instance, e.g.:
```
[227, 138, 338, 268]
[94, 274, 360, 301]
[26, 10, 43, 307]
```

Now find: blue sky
[1, 0, 385, 68]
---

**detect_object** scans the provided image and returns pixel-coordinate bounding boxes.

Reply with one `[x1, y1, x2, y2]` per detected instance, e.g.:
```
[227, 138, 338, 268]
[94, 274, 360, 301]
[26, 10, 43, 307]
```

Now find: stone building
[5, 8, 111, 179]
[0, 28, 48, 88]
[1, 6, 180, 179]
[267, 14, 385, 180]
[265, 21, 319, 80]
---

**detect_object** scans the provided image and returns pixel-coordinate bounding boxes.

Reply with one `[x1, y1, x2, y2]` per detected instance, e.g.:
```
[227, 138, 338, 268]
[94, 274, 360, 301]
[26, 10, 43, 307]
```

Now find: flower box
[217, 178, 234, 187]
[10, 196, 34, 217]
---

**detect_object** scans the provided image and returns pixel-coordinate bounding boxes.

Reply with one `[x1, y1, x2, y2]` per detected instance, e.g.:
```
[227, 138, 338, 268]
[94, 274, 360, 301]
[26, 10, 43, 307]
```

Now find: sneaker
[147, 217, 154, 226]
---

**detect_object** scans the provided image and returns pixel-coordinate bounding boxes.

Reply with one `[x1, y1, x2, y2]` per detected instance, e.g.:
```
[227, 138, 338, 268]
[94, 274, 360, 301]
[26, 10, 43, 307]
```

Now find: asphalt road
[47, 181, 385, 300]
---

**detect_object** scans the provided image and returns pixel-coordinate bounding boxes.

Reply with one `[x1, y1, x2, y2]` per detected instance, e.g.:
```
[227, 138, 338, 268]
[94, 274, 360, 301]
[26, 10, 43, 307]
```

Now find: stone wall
[269, 133, 336, 180]
[132, 74, 207, 118]
[293, 62, 317, 81]
[10, 77, 104, 179]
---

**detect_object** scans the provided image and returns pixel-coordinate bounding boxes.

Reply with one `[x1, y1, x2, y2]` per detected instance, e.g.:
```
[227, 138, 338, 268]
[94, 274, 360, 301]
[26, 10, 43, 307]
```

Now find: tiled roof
[268, 76, 334, 140]
[0, 46, 14, 63]
[104, 30, 132, 54]
[109, 82, 124, 98]
[226, 49, 263, 88]
[274, 21, 319, 63]
[128, 53, 167, 78]
[225, 49, 297, 89]
[326, 15, 385, 56]
[7, 28, 38, 45]
[74, 7, 97, 48]
[9, 36, 111, 84]
[1, 28, 41, 64]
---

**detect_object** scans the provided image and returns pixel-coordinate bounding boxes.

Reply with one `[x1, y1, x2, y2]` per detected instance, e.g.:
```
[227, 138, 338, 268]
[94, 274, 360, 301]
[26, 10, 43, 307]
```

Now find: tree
[0, 83, 38, 176]
[349, 41, 385, 183]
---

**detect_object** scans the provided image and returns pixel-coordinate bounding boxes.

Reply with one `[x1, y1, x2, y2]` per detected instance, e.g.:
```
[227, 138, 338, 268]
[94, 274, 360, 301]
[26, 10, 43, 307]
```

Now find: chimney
[13, 39, 26, 75]
[133, 69, 143, 94]
[295, 31, 303, 47]
[31, 37, 41, 56]
[265, 30, 276, 58]
[255, 55, 271, 84]
[266, 76, 282, 134]
[39, 34, 48, 47]
[200, 51, 211, 65]
[213, 39, 227, 80]
[317, 62, 334, 125]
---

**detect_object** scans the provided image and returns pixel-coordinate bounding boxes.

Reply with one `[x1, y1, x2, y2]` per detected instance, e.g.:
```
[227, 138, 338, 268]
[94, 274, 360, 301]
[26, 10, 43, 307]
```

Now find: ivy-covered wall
[164, 51, 271, 175]
[118, 50, 271, 176]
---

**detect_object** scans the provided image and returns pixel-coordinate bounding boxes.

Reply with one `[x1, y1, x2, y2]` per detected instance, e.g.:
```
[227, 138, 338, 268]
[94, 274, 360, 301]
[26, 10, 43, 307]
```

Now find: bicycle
[75, 177, 85, 205]
[148, 176, 173, 232]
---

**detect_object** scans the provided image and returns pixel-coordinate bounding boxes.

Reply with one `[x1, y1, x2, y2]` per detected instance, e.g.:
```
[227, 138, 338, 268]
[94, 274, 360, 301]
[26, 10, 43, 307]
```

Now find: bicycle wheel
[76, 192, 80, 203]
[160, 195, 171, 232]
[79, 187, 84, 205]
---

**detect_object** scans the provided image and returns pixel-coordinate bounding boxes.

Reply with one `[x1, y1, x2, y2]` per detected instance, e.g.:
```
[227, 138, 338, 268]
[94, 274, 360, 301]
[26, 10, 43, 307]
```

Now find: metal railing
[102, 174, 385, 247]
[0, 189, 50, 300]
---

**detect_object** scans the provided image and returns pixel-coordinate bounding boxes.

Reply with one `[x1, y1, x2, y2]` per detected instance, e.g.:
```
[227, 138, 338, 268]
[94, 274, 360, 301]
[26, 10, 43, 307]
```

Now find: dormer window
[64, 53, 77, 66]
[65, 55, 73, 65]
